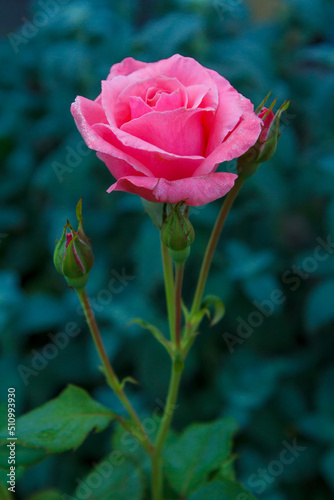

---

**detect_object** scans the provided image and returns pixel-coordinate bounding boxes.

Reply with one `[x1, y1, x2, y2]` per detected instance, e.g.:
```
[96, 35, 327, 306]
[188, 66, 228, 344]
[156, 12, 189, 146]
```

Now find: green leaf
[0, 385, 116, 468]
[27, 491, 64, 500]
[164, 418, 238, 496]
[74, 457, 144, 500]
[305, 279, 334, 332]
[202, 295, 226, 326]
[187, 479, 258, 500]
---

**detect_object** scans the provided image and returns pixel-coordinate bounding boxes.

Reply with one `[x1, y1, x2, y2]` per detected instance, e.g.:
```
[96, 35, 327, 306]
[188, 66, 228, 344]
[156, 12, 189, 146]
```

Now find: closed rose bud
[237, 95, 290, 179]
[53, 199, 94, 289]
[161, 204, 195, 263]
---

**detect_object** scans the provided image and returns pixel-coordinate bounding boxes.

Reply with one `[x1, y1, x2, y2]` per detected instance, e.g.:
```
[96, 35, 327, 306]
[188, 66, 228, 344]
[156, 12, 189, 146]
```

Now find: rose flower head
[71, 54, 262, 207]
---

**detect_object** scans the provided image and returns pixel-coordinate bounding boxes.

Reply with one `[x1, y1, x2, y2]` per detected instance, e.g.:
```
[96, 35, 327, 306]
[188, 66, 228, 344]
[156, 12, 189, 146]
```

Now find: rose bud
[53, 199, 94, 289]
[161, 204, 195, 263]
[237, 95, 290, 179]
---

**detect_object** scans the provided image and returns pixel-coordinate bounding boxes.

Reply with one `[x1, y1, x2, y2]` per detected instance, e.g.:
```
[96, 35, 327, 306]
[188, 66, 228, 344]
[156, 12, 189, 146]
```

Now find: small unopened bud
[53, 199, 94, 289]
[161, 204, 195, 263]
[237, 94, 290, 179]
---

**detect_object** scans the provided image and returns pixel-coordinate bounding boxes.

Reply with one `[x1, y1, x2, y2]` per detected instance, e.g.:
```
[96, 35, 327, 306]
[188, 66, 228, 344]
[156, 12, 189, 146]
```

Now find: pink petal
[107, 172, 237, 206]
[194, 104, 262, 176]
[106, 57, 148, 80]
[120, 107, 211, 157]
[186, 84, 217, 109]
[153, 91, 184, 112]
[93, 123, 204, 180]
[129, 96, 153, 120]
[150, 54, 216, 88]
[102, 76, 187, 128]
[107, 176, 159, 203]
[258, 107, 275, 142]
[96, 152, 147, 180]
[70, 96, 151, 177]
[205, 71, 245, 155]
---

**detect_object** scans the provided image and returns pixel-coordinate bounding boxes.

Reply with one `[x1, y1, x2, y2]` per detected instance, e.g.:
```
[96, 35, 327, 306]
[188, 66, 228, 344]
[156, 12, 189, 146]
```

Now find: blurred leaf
[74, 457, 144, 500]
[305, 279, 334, 332]
[164, 418, 238, 495]
[187, 479, 258, 500]
[321, 448, 334, 491]
[299, 414, 334, 444]
[242, 273, 284, 313]
[226, 241, 275, 280]
[16, 294, 69, 336]
[133, 12, 202, 58]
[27, 491, 63, 500]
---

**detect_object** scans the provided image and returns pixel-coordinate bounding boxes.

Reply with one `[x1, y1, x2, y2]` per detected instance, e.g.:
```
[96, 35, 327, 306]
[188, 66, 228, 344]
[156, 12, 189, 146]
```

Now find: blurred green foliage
[0, 0, 334, 498]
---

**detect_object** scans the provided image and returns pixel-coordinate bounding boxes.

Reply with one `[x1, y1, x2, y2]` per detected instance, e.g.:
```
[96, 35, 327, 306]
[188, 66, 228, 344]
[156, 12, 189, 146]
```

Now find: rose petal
[129, 96, 153, 120]
[102, 76, 187, 128]
[107, 172, 237, 206]
[186, 84, 217, 109]
[205, 71, 245, 155]
[153, 90, 184, 112]
[106, 57, 148, 79]
[96, 152, 147, 180]
[121, 107, 211, 157]
[93, 123, 204, 180]
[107, 175, 159, 203]
[71, 96, 151, 177]
[194, 102, 262, 176]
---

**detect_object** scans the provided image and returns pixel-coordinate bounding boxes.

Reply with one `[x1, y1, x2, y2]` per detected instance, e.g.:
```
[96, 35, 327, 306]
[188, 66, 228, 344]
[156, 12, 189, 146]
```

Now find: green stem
[174, 262, 185, 348]
[151, 253, 185, 499]
[190, 176, 245, 316]
[76, 287, 154, 455]
[151, 360, 183, 500]
[161, 241, 175, 342]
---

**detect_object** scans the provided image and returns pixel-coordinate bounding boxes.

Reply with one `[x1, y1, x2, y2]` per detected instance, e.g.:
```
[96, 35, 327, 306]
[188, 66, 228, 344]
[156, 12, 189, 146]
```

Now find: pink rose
[71, 54, 262, 206]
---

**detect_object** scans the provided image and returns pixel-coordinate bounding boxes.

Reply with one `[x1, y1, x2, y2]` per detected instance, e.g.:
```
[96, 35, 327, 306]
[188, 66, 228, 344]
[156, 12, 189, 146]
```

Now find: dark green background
[1, 0, 334, 498]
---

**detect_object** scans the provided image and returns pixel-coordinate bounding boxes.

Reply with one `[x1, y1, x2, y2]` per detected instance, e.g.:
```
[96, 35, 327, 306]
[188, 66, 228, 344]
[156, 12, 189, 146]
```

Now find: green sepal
[161, 203, 195, 252]
[257, 100, 290, 163]
[62, 232, 94, 279]
[53, 224, 67, 274]
[255, 90, 272, 114]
